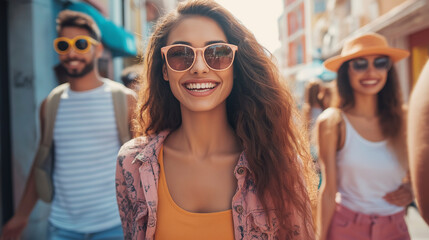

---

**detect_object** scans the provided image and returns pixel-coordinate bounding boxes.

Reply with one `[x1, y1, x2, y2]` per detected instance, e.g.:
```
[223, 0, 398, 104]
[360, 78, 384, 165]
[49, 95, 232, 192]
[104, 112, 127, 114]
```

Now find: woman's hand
[383, 183, 413, 207]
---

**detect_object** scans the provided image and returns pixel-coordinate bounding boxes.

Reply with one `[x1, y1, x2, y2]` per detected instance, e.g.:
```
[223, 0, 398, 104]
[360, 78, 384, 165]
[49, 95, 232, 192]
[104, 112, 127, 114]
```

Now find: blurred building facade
[278, 0, 329, 105]
[1, 0, 177, 238]
[279, 0, 429, 103]
[278, 0, 311, 75]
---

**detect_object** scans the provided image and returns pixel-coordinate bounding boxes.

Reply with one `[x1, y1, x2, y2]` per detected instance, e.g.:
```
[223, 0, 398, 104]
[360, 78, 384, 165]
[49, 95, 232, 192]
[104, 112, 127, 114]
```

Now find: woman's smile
[359, 78, 381, 88]
[182, 79, 220, 96]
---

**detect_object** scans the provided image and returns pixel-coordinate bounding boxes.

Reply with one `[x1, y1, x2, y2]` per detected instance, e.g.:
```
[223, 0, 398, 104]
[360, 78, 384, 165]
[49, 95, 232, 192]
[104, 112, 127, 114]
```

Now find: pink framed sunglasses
[161, 43, 238, 72]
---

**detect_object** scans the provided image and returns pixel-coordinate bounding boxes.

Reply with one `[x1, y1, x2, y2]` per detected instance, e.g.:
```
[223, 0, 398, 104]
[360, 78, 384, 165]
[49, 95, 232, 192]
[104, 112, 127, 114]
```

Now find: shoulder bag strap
[41, 83, 69, 147]
[106, 80, 132, 145]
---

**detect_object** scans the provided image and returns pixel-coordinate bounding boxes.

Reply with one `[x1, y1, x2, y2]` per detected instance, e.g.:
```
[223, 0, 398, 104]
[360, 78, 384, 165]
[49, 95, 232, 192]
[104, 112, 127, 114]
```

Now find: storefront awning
[296, 59, 336, 82]
[65, 2, 137, 57]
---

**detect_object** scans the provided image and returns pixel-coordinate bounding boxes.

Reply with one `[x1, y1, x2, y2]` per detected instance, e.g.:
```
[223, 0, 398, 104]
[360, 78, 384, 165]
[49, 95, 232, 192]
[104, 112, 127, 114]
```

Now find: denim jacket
[115, 131, 313, 239]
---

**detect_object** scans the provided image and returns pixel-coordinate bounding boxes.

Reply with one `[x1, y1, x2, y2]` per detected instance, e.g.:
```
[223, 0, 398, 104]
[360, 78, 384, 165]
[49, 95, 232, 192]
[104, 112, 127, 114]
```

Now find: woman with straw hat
[315, 33, 413, 240]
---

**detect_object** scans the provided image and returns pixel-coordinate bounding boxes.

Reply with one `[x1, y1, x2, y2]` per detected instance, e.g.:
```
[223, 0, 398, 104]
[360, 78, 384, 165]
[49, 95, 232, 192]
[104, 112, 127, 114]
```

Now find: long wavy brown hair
[336, 61, 403, 138]
[134, 0, 317, 238]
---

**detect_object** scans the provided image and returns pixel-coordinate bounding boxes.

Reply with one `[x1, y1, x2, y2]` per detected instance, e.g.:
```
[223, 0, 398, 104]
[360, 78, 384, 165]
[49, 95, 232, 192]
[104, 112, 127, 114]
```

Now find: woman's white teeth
[185, 82, 217, 90]
[361, 80, 378, 85]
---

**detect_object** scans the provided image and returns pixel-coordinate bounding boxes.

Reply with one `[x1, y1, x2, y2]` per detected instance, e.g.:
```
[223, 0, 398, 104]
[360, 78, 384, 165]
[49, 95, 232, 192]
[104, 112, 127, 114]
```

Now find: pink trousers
[327, 204, 410, 240]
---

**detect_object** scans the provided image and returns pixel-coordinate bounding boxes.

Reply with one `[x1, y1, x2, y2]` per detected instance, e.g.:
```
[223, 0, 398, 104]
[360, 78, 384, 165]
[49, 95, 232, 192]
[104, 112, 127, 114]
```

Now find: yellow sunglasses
[53, 35, 99, 54]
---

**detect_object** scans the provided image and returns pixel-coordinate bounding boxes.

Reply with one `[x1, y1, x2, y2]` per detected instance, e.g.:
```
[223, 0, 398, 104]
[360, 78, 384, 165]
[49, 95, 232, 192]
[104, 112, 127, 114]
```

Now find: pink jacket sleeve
[116, 139, 148, 239]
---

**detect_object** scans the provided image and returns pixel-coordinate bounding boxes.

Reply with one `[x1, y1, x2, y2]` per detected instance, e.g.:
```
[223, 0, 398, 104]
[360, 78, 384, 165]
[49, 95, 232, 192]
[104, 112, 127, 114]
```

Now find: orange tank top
[155, 146, 235, 240]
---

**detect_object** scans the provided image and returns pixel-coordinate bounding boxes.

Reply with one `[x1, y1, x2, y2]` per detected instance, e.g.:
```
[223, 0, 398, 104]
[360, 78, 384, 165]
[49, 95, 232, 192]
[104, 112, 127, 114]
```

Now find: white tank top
[335, 113, 406, 215]
[50, 80, 122, 232]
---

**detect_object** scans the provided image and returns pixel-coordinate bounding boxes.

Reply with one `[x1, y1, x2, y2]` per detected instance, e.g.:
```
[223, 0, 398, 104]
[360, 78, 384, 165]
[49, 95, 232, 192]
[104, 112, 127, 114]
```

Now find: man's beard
[61, 59, 95, 78]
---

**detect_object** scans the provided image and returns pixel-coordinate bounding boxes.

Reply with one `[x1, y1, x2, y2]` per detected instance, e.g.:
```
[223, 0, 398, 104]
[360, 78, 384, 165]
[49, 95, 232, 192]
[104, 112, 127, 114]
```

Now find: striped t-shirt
[50, 81, 122, 233]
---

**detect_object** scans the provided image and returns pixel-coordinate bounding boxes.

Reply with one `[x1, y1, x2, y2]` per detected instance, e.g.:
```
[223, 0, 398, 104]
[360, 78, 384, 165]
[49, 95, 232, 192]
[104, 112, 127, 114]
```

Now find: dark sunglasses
[161, 43, 238, 72]
[53, 35, 99, 54]
[349, 56, 392, 72]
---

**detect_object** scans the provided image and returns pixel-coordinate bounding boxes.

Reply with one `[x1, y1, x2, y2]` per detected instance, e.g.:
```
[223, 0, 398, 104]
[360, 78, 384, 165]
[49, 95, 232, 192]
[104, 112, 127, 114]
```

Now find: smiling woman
[115, 1, 316, 239]
[316, 33, 412, 240]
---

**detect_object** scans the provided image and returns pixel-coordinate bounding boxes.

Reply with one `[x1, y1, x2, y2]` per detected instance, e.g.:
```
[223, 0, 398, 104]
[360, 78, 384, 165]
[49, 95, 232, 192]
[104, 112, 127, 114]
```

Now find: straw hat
[324, 33, 409, 72]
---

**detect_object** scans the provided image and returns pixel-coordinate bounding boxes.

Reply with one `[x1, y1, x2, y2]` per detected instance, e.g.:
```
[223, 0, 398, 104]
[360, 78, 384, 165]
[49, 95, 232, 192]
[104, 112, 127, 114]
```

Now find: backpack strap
[34, 83, 69, 202]
[105, 79, 133, 145]
[41, 83, 70, 147]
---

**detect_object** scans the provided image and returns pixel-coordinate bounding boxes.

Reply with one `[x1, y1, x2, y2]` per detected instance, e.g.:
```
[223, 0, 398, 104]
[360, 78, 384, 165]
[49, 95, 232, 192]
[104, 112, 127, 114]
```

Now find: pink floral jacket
[115, 131, 313, 240]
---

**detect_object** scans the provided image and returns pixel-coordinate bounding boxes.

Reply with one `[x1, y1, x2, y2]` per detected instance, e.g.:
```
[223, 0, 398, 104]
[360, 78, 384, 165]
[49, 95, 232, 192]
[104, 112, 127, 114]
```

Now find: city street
[1, 0, 429, 239]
